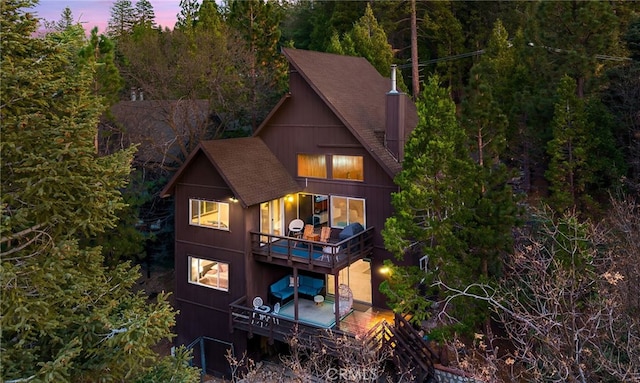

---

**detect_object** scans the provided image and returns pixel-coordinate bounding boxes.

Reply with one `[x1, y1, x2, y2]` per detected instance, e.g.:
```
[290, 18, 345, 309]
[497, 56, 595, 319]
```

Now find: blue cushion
[339, 222, 364, 240]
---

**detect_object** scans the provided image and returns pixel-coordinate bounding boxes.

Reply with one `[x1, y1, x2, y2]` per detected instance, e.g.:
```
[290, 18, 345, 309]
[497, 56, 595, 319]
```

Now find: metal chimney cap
[388, 64, 399, 94]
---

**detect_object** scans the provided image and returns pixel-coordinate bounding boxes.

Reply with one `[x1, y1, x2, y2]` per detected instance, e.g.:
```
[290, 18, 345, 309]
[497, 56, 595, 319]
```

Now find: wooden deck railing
[249, 227, 375, 273]
[229, 296, 351, 344]
[229, 297, 436, 382]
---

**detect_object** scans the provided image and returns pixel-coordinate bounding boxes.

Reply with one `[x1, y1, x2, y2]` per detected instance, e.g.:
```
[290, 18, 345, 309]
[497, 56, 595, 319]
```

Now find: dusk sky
[33, 0, 181, 33]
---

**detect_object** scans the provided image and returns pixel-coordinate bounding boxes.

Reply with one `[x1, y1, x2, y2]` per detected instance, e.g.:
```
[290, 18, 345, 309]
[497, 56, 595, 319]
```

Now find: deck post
[334, 271, 340, 330]
[293, 267, 299, 321]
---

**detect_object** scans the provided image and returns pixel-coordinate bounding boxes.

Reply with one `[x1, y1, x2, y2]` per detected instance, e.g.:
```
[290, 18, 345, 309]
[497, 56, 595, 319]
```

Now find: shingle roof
[278, 48, 417, 177]
[161, 137, 301, 208]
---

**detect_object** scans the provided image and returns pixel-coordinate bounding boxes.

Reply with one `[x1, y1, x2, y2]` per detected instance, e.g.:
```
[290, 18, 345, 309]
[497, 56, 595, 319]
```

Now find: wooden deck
[250, 227, 375, 274]
[229, 296, 393, 344]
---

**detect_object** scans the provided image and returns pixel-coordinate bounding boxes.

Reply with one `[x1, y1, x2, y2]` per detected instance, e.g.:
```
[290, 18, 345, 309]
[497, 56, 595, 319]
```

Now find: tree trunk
[410, 0, 419, 100]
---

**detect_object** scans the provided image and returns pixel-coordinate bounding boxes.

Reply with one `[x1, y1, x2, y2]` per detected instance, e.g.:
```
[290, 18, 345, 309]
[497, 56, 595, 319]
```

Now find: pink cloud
[33, 0, 180, 34]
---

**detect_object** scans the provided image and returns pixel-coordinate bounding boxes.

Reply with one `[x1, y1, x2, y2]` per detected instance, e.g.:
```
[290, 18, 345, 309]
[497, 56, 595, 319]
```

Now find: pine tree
[460, 20, 522, 281]
[349, 4, 394, 77]
[1, 1, 199, 380]
[381, 75, 477, 324]
[107, 0, 136, 37]
[196, 0, 223, 35]
[227, 0, 287, 129]
[533, 1, 621, 98]
[79, 27, 124, 106]
[135, 0, 156, 29]
[325, 4, 403, 88]
[546, 75, 591, 212]
[56, 6, 75, 31]
[175, 0, 200, 30]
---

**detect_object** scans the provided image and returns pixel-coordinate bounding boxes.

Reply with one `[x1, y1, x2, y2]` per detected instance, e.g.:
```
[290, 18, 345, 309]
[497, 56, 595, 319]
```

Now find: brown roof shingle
[278, 48, 417, 177]
[162, 137, 300, 207]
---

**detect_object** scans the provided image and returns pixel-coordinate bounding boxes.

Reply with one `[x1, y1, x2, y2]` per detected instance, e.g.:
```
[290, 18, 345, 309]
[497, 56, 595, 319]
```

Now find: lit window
[190, 199, 229, 230]
[189, 256, 229, 291]
[332, 155, 363, 181]
[297, 154, 327, 178]
[330, 196, 365, 228]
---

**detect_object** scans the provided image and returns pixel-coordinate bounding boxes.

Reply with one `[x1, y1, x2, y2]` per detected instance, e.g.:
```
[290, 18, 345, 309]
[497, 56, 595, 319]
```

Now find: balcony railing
[249, 227, 374, 274]
[228, 296, 437, 382]
[229, 296, 352, 344]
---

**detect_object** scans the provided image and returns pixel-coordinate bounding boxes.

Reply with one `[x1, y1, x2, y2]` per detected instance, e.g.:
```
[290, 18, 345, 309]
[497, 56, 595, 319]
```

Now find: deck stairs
[365, 313, 437, 382]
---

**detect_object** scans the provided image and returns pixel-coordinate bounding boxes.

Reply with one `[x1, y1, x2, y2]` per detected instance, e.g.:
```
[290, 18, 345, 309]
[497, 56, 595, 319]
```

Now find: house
[160, 48, 424, 377]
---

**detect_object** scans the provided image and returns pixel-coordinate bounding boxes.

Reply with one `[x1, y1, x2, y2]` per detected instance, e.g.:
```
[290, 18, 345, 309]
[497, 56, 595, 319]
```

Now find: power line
[399, 43, 630, 69]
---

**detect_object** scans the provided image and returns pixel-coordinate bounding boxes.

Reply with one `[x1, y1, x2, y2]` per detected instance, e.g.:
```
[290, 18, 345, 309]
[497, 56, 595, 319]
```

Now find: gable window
[190, 199, 229, 230]
[332, 155, 363, 181]
[297, 154, 327, 178]
[330, 196, 365, 228]
[189, 256, 229, 291]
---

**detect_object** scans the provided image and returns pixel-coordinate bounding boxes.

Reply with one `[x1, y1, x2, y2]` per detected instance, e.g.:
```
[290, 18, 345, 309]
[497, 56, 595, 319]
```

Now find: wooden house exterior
[161, 48, 419, 376]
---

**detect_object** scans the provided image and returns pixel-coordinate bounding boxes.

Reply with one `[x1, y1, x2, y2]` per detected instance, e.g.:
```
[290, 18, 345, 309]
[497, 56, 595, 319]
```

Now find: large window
[190, 199, 229, 230]
[189, 256, 229, 291]
[297, 154, 327, 178]
[330, 196, 365, 228]
[299, 193, 328, 227]
[332, 155, 363, 181]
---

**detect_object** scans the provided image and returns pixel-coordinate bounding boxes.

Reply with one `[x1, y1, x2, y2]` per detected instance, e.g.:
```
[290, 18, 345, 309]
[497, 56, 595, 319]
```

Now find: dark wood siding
[172, 151, 250, 375]
[258, 70, 401, 308]
[174, 301, 248, 375]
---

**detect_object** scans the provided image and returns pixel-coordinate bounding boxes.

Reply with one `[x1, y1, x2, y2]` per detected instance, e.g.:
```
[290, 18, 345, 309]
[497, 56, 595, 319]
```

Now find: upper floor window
[189, 256, 229, 291]
[330, 196, 365, 228]
[190, 199, 229, 230]
[297, 154, 327, 178]
[332, 155, 363, 181]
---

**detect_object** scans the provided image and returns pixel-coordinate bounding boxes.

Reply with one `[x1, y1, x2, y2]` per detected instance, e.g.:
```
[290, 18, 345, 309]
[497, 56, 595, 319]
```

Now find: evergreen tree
[78, 27, 124, 107]
[546, 75, 591, 212]
[107, 0, 136, 37]
[349, 4, 394, 77]
[175, 0, 200, 30]
[602, 17, 640, 195]
[307, 1, 367, 52]
[56, 6, 75, 31]
[381, 75, 476, 325]
[461, 21, 520, 281]
[196, 0, 223, 35]
[533, 1, 621, 98]
[135, 0, 156, 29]
[227, 0, 287, 130]
[325, 4, 404, 89]
[0, 1, 199, 380]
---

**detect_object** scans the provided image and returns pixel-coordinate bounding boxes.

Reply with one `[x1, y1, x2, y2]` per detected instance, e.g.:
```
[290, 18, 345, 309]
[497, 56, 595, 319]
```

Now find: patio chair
[302, 224, 315, 240]
[272, 302, 280, 324]
[288, 219, 305, 237]
[252, 296, 270, 327]
[319, 226, 331, 242]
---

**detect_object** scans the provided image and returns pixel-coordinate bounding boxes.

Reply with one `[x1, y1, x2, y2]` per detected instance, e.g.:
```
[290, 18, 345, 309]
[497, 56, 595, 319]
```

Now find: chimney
[385, 64, 405, 161]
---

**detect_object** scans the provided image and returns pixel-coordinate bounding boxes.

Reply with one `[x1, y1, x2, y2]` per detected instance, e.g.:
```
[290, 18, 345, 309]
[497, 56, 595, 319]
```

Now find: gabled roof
[256, 48, 417, 178]
[161, 137, 301, 208]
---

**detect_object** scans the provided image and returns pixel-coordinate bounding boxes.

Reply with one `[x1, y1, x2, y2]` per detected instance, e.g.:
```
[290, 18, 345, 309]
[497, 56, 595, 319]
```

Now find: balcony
[229, 295, 393, 344]
[229, 296, 437, 381]
[250, 226, 375, 274]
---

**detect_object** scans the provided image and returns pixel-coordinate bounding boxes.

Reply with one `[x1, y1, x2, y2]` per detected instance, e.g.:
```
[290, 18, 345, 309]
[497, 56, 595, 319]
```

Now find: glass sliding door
[260, 198, 284, 242]
[327, 259, 372, 304]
